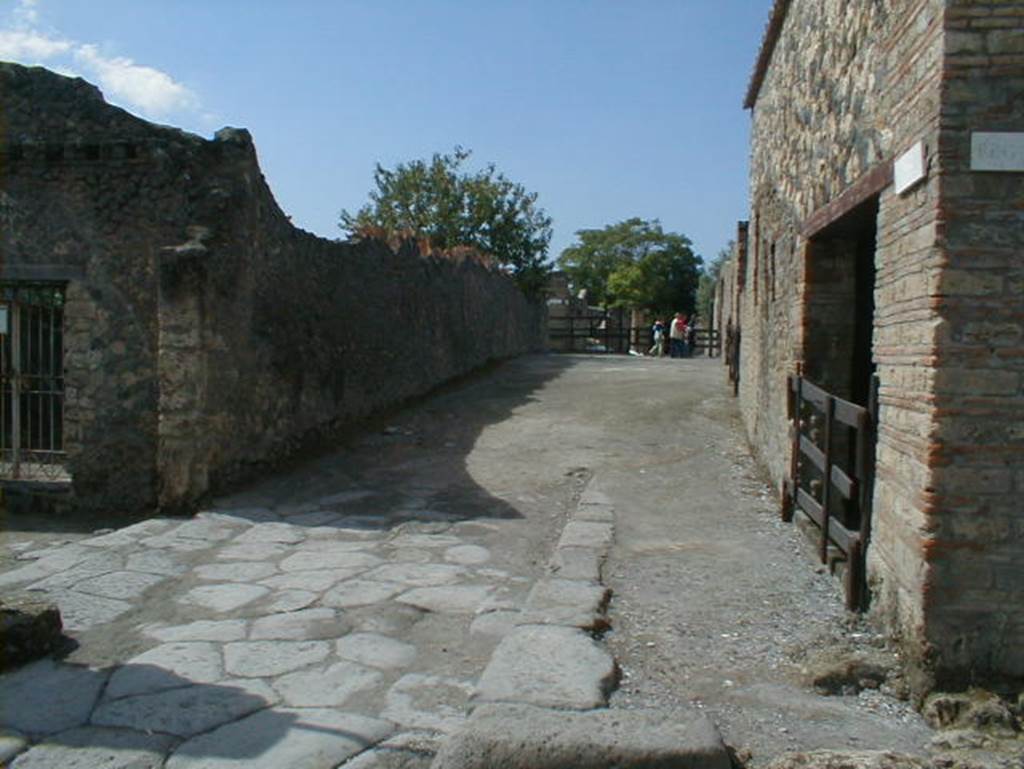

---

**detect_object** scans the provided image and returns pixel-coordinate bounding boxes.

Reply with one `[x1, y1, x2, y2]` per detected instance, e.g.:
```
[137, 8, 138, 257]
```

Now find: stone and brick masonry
[0, 63, 544, 517]
[717, 0, 1023, 695]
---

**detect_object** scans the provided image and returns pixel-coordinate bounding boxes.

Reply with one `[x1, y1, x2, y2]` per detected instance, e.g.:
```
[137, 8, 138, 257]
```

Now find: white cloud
[14, 0, 40, 28]
[0, 28, 71, 61]
[74, 44, 198, 117]
[0, 1, 201, 121]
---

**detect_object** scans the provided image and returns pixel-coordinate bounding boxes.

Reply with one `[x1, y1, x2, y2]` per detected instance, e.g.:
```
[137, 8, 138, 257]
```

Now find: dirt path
[588, 355, 933, 765]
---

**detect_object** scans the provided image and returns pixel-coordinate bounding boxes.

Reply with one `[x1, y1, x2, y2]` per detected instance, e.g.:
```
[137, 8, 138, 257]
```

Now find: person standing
[669, 312, 686, 358]
[648, 319, 665, 356]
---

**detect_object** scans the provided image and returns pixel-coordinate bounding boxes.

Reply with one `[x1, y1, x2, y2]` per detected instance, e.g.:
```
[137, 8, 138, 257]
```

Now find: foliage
[340, 147, 552, 296]
[695, 241, 732, 323]
[556, 218, 702, 314]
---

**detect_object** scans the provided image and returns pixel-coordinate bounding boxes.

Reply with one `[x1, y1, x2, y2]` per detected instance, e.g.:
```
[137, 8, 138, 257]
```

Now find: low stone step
[432, 702, 731, 769]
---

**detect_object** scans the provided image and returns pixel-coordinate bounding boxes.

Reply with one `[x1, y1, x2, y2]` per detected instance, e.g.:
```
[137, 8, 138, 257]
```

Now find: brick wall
[1, 63, 544, 516]
[717, 0, 1024, 693]
[924, 0, 1024, 685]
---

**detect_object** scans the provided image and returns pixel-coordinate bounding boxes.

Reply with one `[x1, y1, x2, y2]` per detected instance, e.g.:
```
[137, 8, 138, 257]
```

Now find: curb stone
[432, 482, 731, 769]
[433, 703, 731, 769]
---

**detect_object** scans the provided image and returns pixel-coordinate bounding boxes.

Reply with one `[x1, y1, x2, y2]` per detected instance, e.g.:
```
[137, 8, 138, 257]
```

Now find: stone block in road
[165, 707, 392, 769]
[432, 702, 731, 769]
[549, 546, 603, 582]
[557, 521, 613, 552]
[574, 503, 614, 523]
[0, 594, 63, 671]
[0, 659, 108, 736]
[520, 579, 610, 631]
[9, 725, 176, 769]
[473, 625, 617, 710]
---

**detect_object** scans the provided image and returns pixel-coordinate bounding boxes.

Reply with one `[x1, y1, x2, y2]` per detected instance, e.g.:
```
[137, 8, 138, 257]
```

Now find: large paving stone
[169, 519, 242, 542]
[443, 545, 491, 565]
[105, 642, 224, 699]
[193, 562, 277, 582]
[10, 725, 176, 769]
[433, 703, 731, 769]
[388, 534, 462, 550]
[296, 538, 380, 552]
[474, 626, 617, 710]
[234, 523, 306, 545]
[260, 569, 359, 592]
[216, 542, 289, 561]
[272, 661, 382, 706]
[249, 608, 349, 640]
[224, 640, 330, 677]
[280, 550, 382, 573]
[73, 571, 167, 600]
[342, 732, 438, 769]
[383, 673, 474, 734]
[142, 619, 248, 643]
[139, 535, 214, 553]
[165, 707, 392, 769]
[557, 521, 614, 551]
[362, 563, 465, 587]
[262, 589, 318, 613]
[336, 633, 417, 669]
[125, 550, 189, 577]
[396, 585, 492, 614]
[322, 579, 403, 608]
[0, 659, 109, 735]
[78, 521, 167, 548]
[177, 584, 269, 612]
[520, 578, 610, 630]
[52, 591, 132, 631]
[23, 554, 120, 591]
[574, 504, 615, 523]
[91, 678, 278, 738]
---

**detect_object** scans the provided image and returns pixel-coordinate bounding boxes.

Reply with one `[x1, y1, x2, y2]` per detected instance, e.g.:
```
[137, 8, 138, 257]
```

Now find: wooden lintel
[800, 161, 894, 239]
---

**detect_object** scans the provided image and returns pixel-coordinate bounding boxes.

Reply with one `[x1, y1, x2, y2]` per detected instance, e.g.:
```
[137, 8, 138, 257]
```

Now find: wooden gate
[781, 372, 878, 610]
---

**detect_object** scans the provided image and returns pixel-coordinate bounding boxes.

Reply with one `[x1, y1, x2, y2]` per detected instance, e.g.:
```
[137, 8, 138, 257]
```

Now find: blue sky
[1, 0, 770, 264]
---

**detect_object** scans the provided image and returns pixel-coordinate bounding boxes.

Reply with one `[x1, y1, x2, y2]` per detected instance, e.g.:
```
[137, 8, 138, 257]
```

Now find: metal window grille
[0, 284, 69, 482]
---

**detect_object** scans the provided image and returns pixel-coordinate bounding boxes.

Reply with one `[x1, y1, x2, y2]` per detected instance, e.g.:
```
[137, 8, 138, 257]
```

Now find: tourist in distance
[669, 312, 687, 358]
[648, 319, 665, 356]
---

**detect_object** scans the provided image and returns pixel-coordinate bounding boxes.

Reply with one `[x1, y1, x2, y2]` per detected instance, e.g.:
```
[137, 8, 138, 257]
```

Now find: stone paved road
[0, 356, 584, 768]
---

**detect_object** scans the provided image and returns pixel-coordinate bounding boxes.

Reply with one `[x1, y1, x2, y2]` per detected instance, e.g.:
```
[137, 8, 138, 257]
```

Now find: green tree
[695, 241, 732, 323]
[340, 147, 552, 295]
[557, 218, 702, 314]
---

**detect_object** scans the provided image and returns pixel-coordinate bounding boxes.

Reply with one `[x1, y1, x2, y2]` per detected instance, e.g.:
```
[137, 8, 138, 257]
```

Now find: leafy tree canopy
[340, 147, 552, 296]
[557, 218, 702, 315]
[695, 241, 732, 323]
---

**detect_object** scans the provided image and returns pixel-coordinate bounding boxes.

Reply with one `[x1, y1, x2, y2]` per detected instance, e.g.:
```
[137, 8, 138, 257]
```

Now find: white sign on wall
[971, 132, 1024, 172]
[894, 141, 926, 195]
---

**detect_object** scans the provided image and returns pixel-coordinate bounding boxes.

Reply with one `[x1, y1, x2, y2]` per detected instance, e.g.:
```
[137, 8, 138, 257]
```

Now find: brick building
[716, 1, 1023, 694]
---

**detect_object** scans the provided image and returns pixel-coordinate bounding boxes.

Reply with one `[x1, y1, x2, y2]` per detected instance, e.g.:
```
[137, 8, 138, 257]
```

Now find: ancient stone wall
[1, 63, 544, 516]
[721, 0, 1024, 692]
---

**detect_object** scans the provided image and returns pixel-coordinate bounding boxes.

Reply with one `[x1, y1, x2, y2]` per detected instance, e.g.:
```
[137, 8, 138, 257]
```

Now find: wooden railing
[782, 373, 878, 611]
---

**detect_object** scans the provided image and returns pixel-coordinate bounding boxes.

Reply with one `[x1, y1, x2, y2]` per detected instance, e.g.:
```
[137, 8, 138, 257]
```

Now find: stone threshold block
[557, 521, 614, 552]
[519, 578, 610, 631]
[432, 702, 731, 769]
[473, 625, 618, 710]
